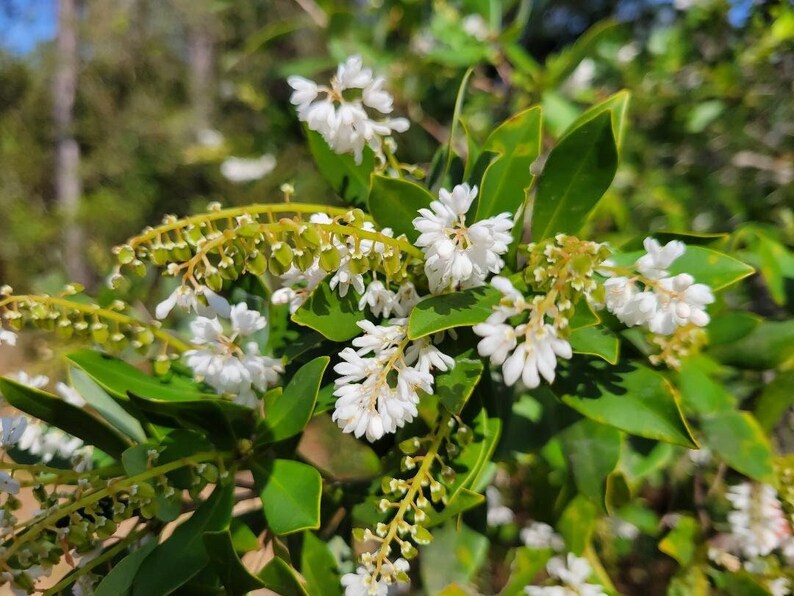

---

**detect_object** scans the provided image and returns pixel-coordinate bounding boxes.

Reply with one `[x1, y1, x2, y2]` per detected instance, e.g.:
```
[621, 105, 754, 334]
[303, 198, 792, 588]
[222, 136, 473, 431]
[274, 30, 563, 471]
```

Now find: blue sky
[0, 0, 56, 55]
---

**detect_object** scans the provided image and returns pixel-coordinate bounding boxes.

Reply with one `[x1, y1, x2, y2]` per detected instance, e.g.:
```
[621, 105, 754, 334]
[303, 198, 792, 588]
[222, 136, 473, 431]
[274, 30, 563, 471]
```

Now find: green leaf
[93, 539, 158, 596]
[568, 326, 619, 364]
[668, 566, 710, 596]
[258, 557, 309, 596]
[474, 106, 542, 221]
[531, 111, 618, 241]
[301, 532, 342, 596]
[710, 320, 794, 370]
[70, 368, 146, 443]
[557, 362, 697, 448]
[0, 377, 130, 458]
[132, 482, 234, 596]
[297, 414, 381, 481]
[676, 358, 734, 415]
[67, 349, 212, 402]
[292, 281, 365, 342]
[229, 519, 260, 554]
[306, 128, 374, 207]
[558, 495, 597, 555]
[501, 547, 554, 596]
[368, 175, 433, 242]
[203, 529, 265, 594]
[707, 312, 761, 345]
[566, 91, 631, 151]
[424, 488, 486, 529]
[435, 356, 484, 415]
[420, 522, 489, 593]
[128, 392, 255, 449]
[659, 515, 698, 566]
[259, 459, 322, 535]
[701, 410, 774, 482]
[605, 472, 631, 515]
[754, 371, 794, 432]
[544, 20, 620, 86]
[446, 394, 502, 502]
[260, 357, 329, 444]
[560, 419, 622, 505]
[407, 285, 501, 340]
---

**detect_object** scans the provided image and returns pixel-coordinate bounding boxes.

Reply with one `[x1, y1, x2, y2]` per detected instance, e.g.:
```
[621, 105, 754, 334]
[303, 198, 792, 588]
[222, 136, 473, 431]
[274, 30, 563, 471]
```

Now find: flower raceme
[288, 55, 409, 164]
[184, 303, 283, 407]
[413, 183, 514, 294]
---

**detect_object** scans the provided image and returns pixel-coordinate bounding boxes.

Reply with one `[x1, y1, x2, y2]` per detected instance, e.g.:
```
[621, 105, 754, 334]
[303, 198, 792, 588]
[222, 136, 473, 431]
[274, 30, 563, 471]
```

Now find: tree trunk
[54, 0, 90, 285]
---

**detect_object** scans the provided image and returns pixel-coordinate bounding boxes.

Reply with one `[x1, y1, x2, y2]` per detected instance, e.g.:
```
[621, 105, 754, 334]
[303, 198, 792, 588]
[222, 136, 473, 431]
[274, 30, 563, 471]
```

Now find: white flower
[486, 486, 515, 526]
[359, 280, 401, 318]
[56, 382, 86, 407]
[184, 305, 282, 406]
[341, 557, 409, 596]
[1, 416, 27, 446]
[525, 553, 605, 595]
[520, 521, 564, 551]
[649, 273, 714, 335]
[155, 285, 231, 320]
[413, 183, 514, 294]
[288, 55, 409, 164]
[462, 14, 490, 41]
[473, 321, 518, 365]
[0, 471, 20, 495]
[396, 282, 421, 313]
[726, 482, 792, 559]
[197, 128, 224, 148]
[635, 238, 686, 279]
[220, 154, 276, 183]
[500, 325, 572, 388]
[0, 329, 17, 345]
[9, 371, 49, 390]
[768, 578, 791, 596]
[332, 320, 452, 442]
[272, 261, 327, 313]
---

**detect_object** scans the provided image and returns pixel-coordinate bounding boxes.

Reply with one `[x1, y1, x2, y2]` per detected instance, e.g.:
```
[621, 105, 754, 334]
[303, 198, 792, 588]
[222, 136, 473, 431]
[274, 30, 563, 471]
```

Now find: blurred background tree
[0, 0, 791, 310]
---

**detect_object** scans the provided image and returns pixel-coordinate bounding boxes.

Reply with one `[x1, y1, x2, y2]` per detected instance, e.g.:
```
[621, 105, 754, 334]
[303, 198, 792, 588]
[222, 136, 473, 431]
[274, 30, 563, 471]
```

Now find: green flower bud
[116, 244, 135, 265]
[293, 248, 315, 271]
[300, 225, 322, 247]
[246, 250, 268, 276]
[91, 322, 109, 344]
[56, 317, 73, 339]
[272, 242, 294, 268]
[153, 355, 171, 375]
[319, 245, 342, 272]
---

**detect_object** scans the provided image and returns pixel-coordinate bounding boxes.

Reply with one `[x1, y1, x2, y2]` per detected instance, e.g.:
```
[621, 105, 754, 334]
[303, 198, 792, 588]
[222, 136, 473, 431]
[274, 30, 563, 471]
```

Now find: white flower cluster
[486, 485, 515, 526]
[725, 482, 793, 560]
[184, 303, 283, 407]
[271, 214, 400, 312]
[474, 277, 572, 388]
[341, 556, 410, 596]
[413, 183, 513, 294]
[155, 283, 231, 320]
[0, 329, 17, 345]
[332, 319, 453, 442]
[525, 553, 605, 595]
[0, 372, 91, 482]
[288, 55, 409, 164]
[520, 521, 565, 551]
[220, 154, 276, 184]
[602, 238, 714, 335]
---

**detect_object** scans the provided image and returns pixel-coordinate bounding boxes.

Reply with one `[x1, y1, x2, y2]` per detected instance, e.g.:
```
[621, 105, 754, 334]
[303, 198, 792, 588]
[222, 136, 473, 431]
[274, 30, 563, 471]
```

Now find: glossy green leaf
[710, 320, 794, 370]
[420, 522, 489, 593]
[605, 472, 631, 514]
[301, 532, 342, 596]
[435, 356, 484, 415]
[558, 362, 697, 448]
[560, 419, 622, 504]
[306, 128, 373, 207]
[532, 111, 618, 241]
[566, 90, 631, 151]
[260, 357, 329, 443]
[474, 106, 542, 221]
[297, 414, 381, 481]
[93, 539, 157, 596]
[707, 312, 761, 345]
[230, 519, 260, 554]
[544, 20, 620, 86]
[676, 358, 734, 415]
[259, 556, 309, 595]
[501, 547, 554, 596]
[292, 281, 365, 342]
[669, 566, 710, 596]
[659, 515, 698, 566]
[558, 494, 597, 555]
[754, 371, 794, 432]
[0, 377, 130, 458]
[701, 410, 774, 482]
[568, 326, 619, 364]
[132, 482, 234, 596]
[70, 368, 146, 443]
[407, 285, 501, 339]
[424, 488, 486, 529]
[368, 175, 433, 242]
[260, 459, 322, 535]
[67, 349, 211, 402]
[203, 528, 265, 594]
